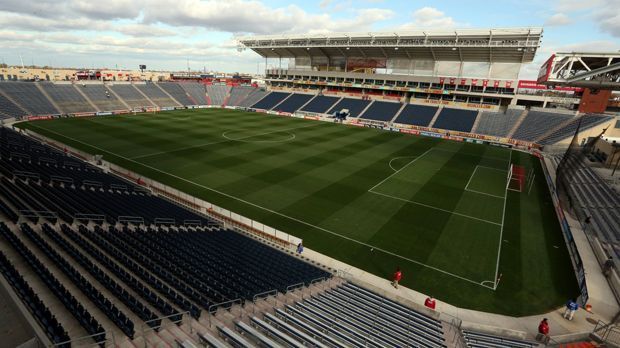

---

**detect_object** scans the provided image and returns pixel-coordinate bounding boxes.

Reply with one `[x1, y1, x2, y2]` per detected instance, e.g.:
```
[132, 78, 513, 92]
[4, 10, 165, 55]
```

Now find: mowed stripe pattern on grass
[18, 108, 580, 315]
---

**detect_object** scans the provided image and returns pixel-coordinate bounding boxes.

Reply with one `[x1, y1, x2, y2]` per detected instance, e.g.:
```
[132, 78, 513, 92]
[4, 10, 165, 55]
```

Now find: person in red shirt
[391, 267, 402, 289]
[537, 318, 550, 344]
[424, 296, 436, 310]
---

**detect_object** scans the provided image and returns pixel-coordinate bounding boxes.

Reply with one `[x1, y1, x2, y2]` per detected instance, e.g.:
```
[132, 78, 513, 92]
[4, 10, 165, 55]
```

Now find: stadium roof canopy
[238, 28, 543, 63]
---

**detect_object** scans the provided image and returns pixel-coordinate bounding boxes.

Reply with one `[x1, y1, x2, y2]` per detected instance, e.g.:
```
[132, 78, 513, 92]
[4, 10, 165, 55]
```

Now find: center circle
[222, 130, 296, 143]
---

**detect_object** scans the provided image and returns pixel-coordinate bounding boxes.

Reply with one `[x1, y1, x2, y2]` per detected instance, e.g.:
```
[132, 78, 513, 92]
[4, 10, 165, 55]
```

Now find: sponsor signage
[96, 111, 113, 116]
[517, 80, 584, 92]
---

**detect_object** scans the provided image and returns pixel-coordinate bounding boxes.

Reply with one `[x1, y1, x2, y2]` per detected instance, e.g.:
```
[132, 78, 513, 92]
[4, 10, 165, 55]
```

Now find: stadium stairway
[428, 106, 444, 128]
[506, 108, 529, 139]
[0, 89, 30, 117]
[104, 86, 132, 111]
[469, 110, 484, 134]
[73, 85, 101, 113]
[389, 103, 408, 123]
[131, 84, 158, 107]
[356, 99, 375, 118]
[34, 83, 65, 115]
[154, 83, 183, 107]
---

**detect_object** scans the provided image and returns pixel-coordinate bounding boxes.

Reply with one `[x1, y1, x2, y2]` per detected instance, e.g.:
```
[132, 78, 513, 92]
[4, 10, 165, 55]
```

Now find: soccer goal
[506, 164, 534, 192]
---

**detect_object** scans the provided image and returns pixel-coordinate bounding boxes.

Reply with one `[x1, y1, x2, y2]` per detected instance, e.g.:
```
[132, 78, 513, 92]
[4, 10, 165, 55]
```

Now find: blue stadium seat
[432, 108, 478, 132]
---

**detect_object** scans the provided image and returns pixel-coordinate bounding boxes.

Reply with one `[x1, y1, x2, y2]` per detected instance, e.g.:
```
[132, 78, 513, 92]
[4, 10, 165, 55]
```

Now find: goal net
[507, 164, 526, 192]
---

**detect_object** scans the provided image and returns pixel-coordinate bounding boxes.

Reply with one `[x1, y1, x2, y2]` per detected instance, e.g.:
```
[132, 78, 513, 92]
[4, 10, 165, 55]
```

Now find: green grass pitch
[17, 108, 579, 315]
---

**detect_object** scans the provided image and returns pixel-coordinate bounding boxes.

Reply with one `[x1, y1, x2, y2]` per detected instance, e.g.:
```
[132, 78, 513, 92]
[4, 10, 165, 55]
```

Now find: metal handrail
[252, 289, 278, 313]
[286, 282, 305, 293]
[140, 311, 190, 348]
[50, 330, 111, 347]
[208, 298, 243, 328]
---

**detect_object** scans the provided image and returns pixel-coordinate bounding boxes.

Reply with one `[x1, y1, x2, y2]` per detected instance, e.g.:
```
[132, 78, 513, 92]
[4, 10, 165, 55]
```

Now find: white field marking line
[131, 121, 322, 160]
[25, 123, 494, 289]
[368, 148, 434, 192]
[493, 149, 512, 290]
[388, 156, 416, 172]
[221, 130, 296, 143]
[464, 165, 507, 199]
[368, 190, 502, 227]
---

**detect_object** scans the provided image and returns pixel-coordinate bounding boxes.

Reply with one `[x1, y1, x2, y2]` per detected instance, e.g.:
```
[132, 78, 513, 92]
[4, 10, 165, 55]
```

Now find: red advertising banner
[471, 79, 478, 86]
[493, 80, 500, 88]
[506, 81, 512, 88]
[439, 77, 445, 85]
[482, 80, 488, 87]
[449, 78, 455, 85]
[460, 79, 466, 85]
[517, 80, 584, 92]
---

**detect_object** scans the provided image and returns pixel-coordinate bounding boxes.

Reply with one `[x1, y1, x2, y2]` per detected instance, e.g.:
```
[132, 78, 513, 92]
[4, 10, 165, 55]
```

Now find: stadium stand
[475, 109, 523, 137]
[206, 85, 231, 106]
[235, 88, 270, 108]
[226, 86, 256, 107]
[0, 82, 59, 115]
[550, 155, 620, 258]
[0, 93, 27, 119]
[158, 83, 194, 106]
[251, 91, 291, 110]
[0, 248, 71, 346]
[39, 83, 95, 114]
[462, 330, 536, 348]
[178, 83, 208, 105]
[512, 110, 574, 142]
[359, 100, 402, 121]
[108, 84, 153, 109]
[394, 103, 440, 127]
[327, 97, 372, 118]
[0, 223, 107, 344]
[135, 83, 177, 107]
[300, 95, 340, 114]
[432, 108, 479, 132]
[79, 85, 126, 111]
[272, 93, 313, 113]
[265, 282, 447, 347]
[538, 114, 613, 145]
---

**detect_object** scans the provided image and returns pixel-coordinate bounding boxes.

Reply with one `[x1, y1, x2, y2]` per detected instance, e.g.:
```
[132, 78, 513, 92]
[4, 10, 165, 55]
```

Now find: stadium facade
[239, 28, 589, 110]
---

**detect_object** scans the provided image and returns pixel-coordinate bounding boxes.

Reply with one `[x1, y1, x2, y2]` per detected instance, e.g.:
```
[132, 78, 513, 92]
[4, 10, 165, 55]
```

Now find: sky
[0, 0, 618, 78]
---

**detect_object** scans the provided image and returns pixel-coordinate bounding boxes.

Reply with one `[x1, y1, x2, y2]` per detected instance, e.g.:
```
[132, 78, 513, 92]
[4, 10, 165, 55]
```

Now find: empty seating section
[0, 82, 58, 115]
[251, 91, 291, 110]
[226, 86, 255, 106]
[158, 83, 194, 105]
[236, 88, 270, 108]
[0, 246, 70, 346]
[0, 93, 27, 119]
[538, 114, 612, 145]
[432, 108, 479, 132]
[551, 155, 620, 258]
[40, 84, 94, 114]
[0, 127, 212, 225]
[475, 109, 522, 137]
[206, 85, 230, 105]
[178, 83, 208, 105]
[462, 330, 535, 348]
[512, 111, 573, 141]
[359, 101, 402, 121]
[272, 93, 313, 113]
[247, 282, 446, 347]
[108, 84, 153, 109]
[0, 223, 107, 344]
[135, 83, 177, 107]
[79, 85, 126, 111]
[327, 97, 371, 118]
[395, 104, 439, 126]
[300, 95, 340, 113]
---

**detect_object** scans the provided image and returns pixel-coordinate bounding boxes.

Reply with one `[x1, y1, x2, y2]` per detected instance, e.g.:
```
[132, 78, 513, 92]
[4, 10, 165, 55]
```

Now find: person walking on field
[391, 267, 402, 289]
[537, 318, 550, 344]
[564, 298, 578, 320]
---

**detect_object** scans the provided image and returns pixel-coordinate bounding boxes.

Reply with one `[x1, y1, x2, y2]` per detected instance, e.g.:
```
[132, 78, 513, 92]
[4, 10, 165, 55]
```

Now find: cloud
[545, 13, 572, 26]
[400, 7, 458, 30]
[116, 24, 177, 37]
[593, 0, 620, 38]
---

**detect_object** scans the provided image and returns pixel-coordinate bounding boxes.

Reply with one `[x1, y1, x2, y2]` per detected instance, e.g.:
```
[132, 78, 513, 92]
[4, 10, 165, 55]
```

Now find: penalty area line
[24, 123, 495, 290]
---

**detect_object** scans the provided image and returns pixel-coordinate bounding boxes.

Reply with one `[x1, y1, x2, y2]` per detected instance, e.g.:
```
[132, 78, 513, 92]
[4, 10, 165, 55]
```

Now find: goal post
[507, 164, 526, 192]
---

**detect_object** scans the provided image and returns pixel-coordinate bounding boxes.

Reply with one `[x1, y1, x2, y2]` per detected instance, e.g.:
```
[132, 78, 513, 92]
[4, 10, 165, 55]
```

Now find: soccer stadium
[1, 4, 620, 347]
